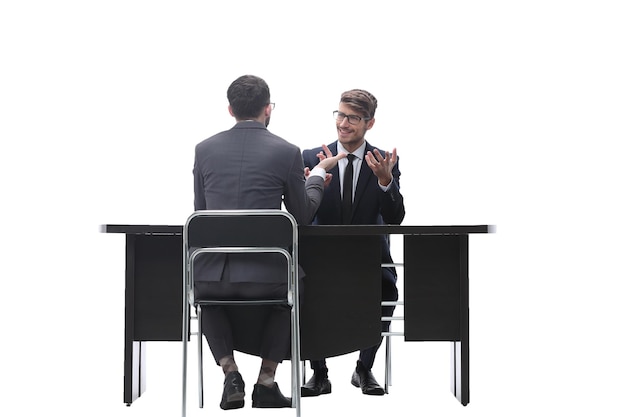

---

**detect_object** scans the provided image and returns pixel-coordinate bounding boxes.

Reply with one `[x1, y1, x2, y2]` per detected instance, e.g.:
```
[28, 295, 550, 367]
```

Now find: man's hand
[365, 148, 397, 187]
[303, 144, 344, 187]
[315, 144, 346, 171]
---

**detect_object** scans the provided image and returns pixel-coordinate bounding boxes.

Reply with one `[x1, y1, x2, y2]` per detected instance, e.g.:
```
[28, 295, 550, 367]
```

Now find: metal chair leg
[182, 291, 189, 417]
[291, 301, 302, 417]
[197, 305, 204, 408]
[384, 334, 391, 393]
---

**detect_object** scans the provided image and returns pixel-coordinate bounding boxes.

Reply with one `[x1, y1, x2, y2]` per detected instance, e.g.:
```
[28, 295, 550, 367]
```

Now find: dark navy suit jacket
[302, 140, 405, 288]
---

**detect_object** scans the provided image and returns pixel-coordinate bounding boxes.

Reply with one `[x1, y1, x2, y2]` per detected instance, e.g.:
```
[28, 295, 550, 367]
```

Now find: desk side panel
[133, 235, 183, 341]
[404, 235, 464, 341]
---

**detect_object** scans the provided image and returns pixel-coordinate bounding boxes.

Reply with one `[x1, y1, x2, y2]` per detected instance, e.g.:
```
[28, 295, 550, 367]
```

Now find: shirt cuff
[379, 179, 393, 192]
[309, 166, 326, 179]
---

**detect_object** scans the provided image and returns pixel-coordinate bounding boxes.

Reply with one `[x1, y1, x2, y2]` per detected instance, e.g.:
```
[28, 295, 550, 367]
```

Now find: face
[336, 102, 374, 152]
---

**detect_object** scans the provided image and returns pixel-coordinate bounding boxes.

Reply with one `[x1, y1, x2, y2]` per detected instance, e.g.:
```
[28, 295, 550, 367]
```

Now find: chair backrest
[183, 210, 299, 303]
[185, 209, 297, 250]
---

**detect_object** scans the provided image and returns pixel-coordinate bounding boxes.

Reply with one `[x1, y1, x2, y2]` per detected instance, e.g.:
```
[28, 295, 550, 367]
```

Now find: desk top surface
[100, 224, 494, 236]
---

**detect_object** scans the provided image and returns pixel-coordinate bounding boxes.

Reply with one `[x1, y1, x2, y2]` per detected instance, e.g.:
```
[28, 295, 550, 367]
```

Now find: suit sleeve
[380, 157, 405, 224]
[193, 149, 206, 211]
[283, 148, 324, 224]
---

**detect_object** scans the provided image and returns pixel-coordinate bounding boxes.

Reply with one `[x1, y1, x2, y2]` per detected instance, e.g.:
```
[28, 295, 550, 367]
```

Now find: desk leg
[123, 234, 146, 405]
[124, 340, 146, 405]
[451, 341, 468, 405]
[451, 235, 469, 406]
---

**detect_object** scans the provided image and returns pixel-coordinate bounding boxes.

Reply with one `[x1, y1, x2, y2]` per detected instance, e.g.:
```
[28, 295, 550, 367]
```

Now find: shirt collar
[337, 142, 366, 160]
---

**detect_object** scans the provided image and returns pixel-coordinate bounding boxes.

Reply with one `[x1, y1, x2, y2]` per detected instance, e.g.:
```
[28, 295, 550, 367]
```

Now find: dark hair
[340, 89, 377, 119]
[227, 75, 271, 119]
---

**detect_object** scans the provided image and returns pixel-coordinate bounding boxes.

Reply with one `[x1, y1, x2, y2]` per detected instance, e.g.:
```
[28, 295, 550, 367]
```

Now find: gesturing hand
[315, 144, 346, 172]
[303, 144, 345, 187]
[365, 148, 397, 187]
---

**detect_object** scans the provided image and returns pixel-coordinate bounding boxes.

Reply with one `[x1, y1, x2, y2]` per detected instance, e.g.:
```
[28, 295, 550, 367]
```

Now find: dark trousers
[194, 278, 293, 365]
[310, 273, 399, 372]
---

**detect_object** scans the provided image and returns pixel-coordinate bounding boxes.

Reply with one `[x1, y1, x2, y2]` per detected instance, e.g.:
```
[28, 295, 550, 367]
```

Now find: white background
[1, 1, 625, 416]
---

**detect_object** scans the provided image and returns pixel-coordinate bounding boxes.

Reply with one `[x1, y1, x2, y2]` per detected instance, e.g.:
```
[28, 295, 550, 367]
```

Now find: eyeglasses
[333, 110, 368, 125]
[268, 102, 275, 110]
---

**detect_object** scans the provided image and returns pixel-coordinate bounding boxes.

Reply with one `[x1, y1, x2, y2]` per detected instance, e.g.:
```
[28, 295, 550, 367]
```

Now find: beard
[265, 116, 271, 127]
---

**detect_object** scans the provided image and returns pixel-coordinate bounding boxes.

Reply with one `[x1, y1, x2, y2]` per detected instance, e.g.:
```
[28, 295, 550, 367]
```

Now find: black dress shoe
[220, 371, 245, 410]
[252, 382, 292, 408]
[351, 360, 385, 395]
[301, 370, 332, 397]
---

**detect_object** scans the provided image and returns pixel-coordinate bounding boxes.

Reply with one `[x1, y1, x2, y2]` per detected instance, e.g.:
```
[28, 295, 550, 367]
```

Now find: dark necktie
[342, 154, 356, 224]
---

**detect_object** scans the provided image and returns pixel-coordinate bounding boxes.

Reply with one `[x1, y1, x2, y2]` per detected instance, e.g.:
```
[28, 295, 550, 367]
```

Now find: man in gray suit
[193, 74, 345, 410]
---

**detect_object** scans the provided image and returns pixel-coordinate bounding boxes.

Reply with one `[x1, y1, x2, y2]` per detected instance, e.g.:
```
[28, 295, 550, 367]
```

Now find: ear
[228, 105, 235, 117]
[264, 103, 272, 117]
[366, 117, 375, 130]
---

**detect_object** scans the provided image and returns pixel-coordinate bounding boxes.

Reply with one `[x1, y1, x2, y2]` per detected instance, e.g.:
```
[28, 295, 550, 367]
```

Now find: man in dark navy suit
[301, 89, 405, 396]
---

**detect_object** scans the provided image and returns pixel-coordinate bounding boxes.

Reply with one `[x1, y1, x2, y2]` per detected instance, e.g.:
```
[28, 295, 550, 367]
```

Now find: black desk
[101, 224, 492, 407]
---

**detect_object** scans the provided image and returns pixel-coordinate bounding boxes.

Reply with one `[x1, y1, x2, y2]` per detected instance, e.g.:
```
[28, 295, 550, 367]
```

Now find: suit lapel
[327, 142, 341, 200]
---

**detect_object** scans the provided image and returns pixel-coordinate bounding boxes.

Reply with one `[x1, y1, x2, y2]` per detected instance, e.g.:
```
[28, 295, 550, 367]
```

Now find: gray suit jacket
[193, 120, 324, 283]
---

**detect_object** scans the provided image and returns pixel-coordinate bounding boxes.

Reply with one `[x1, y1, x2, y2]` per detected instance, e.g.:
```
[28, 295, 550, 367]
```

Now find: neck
[236, 114, 268, 126]
[238, 117, 263, 123]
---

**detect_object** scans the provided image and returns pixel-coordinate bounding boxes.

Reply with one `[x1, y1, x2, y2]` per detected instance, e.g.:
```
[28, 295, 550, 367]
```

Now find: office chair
[181, 209, 301, 417]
